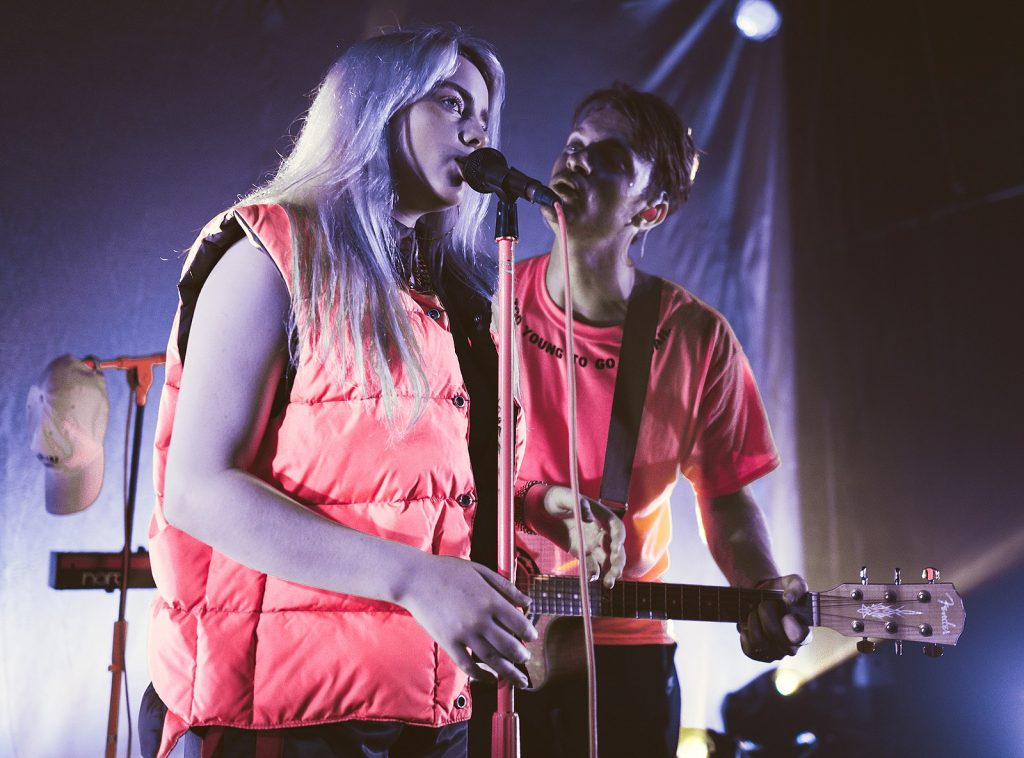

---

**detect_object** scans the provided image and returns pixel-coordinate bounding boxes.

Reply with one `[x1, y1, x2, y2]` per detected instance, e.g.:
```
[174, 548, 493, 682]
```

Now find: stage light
[773, 667, 804, 696]
[677, 728, 712, 758]
[733, 0, 781, 41]
[795, 730, 818, 746]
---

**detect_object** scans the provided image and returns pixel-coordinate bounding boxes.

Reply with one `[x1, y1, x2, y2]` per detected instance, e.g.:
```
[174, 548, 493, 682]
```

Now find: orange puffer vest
[148, 204, 483, 755]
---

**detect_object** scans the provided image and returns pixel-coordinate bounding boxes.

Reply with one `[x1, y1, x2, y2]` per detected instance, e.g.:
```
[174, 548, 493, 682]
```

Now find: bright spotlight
[734, 0, 782, 41]
[773, 667, 804, 696]
[677, 729, 711, 758]
[795, 731, 818, 746]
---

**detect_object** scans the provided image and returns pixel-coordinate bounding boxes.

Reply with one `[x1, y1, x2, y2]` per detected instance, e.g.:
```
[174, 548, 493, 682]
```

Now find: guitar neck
[527, 575, 817, 626]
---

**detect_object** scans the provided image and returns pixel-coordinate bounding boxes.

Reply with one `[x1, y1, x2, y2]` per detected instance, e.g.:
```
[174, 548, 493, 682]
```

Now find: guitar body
[523, 615, 588, 691]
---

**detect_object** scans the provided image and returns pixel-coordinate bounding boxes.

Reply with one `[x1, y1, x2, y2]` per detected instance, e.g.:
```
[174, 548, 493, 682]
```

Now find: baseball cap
[27, 355, 109, 515]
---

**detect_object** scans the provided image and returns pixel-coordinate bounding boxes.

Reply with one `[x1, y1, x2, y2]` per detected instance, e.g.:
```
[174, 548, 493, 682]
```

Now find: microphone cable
[553, 201, 599, 758]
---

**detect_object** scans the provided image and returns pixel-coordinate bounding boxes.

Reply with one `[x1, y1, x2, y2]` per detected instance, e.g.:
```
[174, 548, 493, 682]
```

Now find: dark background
[777, 5, 1023, 753]
[785, 0, 1023, 591]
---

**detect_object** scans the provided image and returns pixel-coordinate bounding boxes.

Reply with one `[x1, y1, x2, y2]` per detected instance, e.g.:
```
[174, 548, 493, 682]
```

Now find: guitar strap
[599, 271, 663, 508]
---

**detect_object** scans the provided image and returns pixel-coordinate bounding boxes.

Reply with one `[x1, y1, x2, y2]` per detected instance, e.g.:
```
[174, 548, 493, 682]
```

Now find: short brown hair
[573, 83, 698, 214]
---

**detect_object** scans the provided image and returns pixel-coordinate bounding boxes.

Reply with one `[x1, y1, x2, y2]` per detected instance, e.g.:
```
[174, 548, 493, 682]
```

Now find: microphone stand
[86, 353, 165, 758]
[492, 199, 520, 758]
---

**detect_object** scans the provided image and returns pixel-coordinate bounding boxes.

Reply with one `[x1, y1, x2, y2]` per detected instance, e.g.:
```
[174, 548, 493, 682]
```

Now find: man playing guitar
[506, 84, 808, 757]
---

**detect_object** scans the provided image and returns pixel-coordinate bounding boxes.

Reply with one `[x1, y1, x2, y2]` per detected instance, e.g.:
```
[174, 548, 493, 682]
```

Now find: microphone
[461, 148, 559, 207]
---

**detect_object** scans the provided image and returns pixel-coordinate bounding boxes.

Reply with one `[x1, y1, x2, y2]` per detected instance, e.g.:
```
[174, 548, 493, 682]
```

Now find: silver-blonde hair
[243, 25, 504, 424]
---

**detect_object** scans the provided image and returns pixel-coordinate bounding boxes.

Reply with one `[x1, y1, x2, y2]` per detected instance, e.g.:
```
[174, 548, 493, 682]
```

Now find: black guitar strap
[599, 271, 663, 507]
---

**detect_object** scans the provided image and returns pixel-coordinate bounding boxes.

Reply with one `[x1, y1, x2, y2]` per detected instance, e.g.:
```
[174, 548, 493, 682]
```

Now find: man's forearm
[697, 488, 781, 588]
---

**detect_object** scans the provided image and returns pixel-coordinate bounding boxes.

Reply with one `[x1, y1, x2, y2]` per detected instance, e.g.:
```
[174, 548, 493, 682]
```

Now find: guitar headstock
[817, 567, 965, 654]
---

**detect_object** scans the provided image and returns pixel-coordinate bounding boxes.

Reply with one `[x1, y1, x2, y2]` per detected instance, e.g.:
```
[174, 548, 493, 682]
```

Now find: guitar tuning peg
[860, 566, 868, 585]
[923, 644, 944, 658]
[894, 640, 903, 656]
[857, 639, 876, 654]
[921, 567, 940, 584]
[893, 567, 902, 585]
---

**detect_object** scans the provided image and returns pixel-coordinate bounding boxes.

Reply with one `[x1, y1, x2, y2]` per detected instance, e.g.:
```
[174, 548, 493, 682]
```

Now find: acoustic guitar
[517, 567, 965, 690]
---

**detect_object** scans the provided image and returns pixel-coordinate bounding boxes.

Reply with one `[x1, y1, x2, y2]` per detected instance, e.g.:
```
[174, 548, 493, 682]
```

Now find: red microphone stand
[84, 352, 166, 758]
[492, 198, 520, 758]
[490, 199, 597, 757]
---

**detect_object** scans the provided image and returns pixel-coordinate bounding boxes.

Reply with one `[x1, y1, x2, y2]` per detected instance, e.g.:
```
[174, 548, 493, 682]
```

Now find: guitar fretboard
[526, 575, 815, 625]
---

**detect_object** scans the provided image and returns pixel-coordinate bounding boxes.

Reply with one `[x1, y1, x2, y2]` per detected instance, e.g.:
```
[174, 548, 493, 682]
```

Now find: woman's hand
[399, 555, 537, 688]
[534, 485, 627, 588]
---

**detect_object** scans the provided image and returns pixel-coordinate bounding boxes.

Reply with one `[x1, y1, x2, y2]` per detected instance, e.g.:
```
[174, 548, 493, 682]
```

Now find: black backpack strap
[436, 268, 500, 572]
[599, 271, 663, 507]
[177, 213, 296, 418]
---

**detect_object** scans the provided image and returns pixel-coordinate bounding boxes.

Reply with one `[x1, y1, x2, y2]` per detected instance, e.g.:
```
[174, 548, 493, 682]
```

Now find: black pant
[141, 683, 468, 758]
[468, 644, 680, 758]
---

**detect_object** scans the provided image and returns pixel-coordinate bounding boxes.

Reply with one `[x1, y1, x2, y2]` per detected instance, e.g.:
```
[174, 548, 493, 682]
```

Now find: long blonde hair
[243, 26, 503, 423]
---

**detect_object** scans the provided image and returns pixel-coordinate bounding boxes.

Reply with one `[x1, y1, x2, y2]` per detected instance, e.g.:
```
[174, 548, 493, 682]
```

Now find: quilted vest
[148, 204, 483, 755]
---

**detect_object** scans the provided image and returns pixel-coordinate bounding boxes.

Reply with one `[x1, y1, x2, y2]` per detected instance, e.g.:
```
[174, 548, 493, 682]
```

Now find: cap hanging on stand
[28, 349, 164, 758]
[27, 354, 109, 514]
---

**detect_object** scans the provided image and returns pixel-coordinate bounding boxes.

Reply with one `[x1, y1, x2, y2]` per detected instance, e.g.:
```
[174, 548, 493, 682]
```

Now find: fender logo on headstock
[939, 593, 959, 636]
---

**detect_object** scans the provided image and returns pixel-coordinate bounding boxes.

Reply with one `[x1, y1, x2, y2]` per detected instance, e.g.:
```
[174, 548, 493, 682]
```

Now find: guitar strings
[526, 578, 946, 639]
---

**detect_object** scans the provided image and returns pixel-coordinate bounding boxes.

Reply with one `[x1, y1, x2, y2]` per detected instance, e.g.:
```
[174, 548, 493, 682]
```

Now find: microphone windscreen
[462, 147, 507, 194]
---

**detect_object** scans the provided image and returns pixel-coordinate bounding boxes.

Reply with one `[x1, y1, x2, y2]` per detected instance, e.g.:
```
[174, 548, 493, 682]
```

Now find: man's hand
[536, 485, 627, 588]
[737, 574, 810, 662]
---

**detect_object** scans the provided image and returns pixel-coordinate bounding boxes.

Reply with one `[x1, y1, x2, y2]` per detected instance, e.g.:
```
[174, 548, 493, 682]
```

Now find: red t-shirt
[515, 254, 779, 645]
